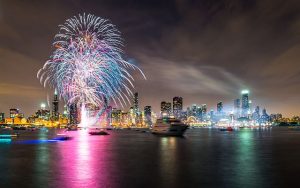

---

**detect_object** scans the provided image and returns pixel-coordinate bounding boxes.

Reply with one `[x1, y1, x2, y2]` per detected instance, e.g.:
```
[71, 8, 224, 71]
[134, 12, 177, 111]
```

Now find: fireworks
[38, 13, 145, 121]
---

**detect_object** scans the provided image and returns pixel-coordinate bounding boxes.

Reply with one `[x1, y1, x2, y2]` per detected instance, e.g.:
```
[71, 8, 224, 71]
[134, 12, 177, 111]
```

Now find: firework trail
[38, 13, 145, 125]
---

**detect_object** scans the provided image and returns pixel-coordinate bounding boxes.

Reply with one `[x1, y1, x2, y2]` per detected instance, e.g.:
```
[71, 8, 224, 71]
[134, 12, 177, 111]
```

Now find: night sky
[0, 0, 299, 117]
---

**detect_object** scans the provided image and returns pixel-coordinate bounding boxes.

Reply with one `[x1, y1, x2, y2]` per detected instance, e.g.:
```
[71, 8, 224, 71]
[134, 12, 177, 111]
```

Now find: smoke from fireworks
[37, 13, 145, 124]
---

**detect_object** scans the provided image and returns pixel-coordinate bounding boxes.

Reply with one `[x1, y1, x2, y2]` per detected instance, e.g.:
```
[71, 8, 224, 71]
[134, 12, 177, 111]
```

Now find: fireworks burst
[38, 13, 145, 122]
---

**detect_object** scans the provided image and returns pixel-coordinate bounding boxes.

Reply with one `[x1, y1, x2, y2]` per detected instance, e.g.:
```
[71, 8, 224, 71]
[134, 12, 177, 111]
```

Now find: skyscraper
[161, 101, 172, 117]
[234, 98, 240, 117]
[191, 104, 197, 117]
[133, 92, 139, 114]
[173, 96, 183, 118]
[52, 89, 59, 120]
[217, 101, 223, 114]
[209, 109, 214, 121]
[241, 90, 250, 117]
[69, 103, 78, 124]
[144, 106, 152, 126]
[111, 108, 122, 126]
[261, 108, 270, 123]
[252, 106, 260, 123]
[202, 104, 207, 121]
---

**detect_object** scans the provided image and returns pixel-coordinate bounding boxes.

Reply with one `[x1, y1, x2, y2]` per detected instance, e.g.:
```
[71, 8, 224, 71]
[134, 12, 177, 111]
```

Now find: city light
[40, 103, 46, 109]
[241, 90, 249, 94]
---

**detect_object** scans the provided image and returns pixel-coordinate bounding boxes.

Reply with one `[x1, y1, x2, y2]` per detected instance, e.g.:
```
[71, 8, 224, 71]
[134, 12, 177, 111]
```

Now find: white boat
[151, 118, 188, 136]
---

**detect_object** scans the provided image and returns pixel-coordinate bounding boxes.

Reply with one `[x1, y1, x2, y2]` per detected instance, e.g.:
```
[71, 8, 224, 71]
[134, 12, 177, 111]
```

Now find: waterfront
[0, 128, 300, 188]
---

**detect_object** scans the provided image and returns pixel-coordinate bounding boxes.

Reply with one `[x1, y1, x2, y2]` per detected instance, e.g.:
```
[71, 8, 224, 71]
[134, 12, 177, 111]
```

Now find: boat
[88, 128, 110, 135]
[12, 126, 26, 130]
[66, 125, 78, 131]
[151, 117, 188, 136]
[89, 131, 109, 135]
[0, 134, 19, 139]
[54, 134, 72, 141]
[219, 127, 233, 131]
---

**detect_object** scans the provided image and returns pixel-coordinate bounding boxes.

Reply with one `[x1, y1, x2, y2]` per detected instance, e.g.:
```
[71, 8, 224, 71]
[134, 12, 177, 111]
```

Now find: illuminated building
[133, 92, 141, 125]
[69, 103, 79, 124]
[209, 110, 214, 121]
[261, 108, 270, 123]
[111, 108, 122, 126]
[191, 104, 197, 117]
[161, 101, 172, 117]
[196, 106, 202, 120]
[202, 104, 207, 120]
[63, 105, 69, 118]
[52, 89, 59, 120]
[133, 92, 139, 114]
[252, 106, 260, 123]
[35, 109, 50, 120]
[270, 113, 283, 122]
[173, 96, 183, 118]
[144, 106, 152, 126]
[187, 107, 191, 117]
[0, 113, 4, 123]
[217, 101, 223, 114]
[241, 90, 250, 117]
[234, 99, 240, 118]
[10, 108, 19, 118]
[249, 100, 253, 113]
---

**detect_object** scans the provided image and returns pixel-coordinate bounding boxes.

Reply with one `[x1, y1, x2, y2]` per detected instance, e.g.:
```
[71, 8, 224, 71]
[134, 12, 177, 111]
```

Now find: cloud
[138, 55, 245, 96]
[0, 83, 44, 97]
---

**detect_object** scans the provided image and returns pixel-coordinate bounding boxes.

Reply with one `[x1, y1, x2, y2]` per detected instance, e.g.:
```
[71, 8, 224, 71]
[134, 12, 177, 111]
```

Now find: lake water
[0, 127, 300, 188]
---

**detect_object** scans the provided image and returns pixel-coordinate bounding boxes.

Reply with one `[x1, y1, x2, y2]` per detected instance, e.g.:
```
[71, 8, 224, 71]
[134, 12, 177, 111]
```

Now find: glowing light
[37, 13, 145, 125]
[40, 103, 46, 109]
[241, 90, 249, 94]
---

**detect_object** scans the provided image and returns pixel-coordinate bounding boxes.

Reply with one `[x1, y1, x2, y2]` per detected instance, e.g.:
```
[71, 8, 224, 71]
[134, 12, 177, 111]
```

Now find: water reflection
[234, 130, 263, 187]
[57, 129, 115, 188]
[34, 131, 50, 186]
[159, 137, 178, 187]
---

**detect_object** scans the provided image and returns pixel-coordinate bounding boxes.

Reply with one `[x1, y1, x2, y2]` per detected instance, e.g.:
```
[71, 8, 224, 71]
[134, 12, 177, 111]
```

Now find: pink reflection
[58, 130, 114, 188]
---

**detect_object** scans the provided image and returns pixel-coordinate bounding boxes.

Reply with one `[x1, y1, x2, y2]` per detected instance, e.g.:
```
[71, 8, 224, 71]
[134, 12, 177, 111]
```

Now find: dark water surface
[1, 128, 300, 188]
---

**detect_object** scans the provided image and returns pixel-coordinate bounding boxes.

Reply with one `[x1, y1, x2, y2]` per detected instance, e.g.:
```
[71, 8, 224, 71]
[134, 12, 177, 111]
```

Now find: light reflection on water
[159, 137, 177, 187]
[1, 128, 300, 187]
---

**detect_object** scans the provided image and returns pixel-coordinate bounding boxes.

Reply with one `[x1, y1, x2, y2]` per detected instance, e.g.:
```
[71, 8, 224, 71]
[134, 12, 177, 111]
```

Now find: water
[0, 127, 300, 188]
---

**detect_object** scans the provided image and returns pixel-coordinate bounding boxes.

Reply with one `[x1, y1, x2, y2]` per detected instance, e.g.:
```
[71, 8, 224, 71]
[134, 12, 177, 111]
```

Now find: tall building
[173, 96, 183, 118]
[36, 103, 50, 120]
[52, 89, 59, 120]
[234, 99, 240, 117]
[161, 101, 172, 117]
[202, 104, 207, 121]
[241, 90, 250, 117]
[0, 113, 4, 123]
[261, 108, 270, 123]
[63, 105, 69, 118]
[10, 108, 19, 118]
[252, 106, 260, 123]
[144, 106, 152, 126]
[209, 110, 215, 121]
[217, 101, 223, 114]
[191, 104, 197, 117]
[111, 108, 122, 126]
[133, 92, 139, 114]
[249, 100, 253, 113]
[69, 103, 79, 124]
[196, 106, 202, 120]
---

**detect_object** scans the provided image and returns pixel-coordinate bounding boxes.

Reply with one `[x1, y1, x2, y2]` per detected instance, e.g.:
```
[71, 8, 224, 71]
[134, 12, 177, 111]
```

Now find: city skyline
[1, 0, 300, 117]
[0, 89, 279, 120]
